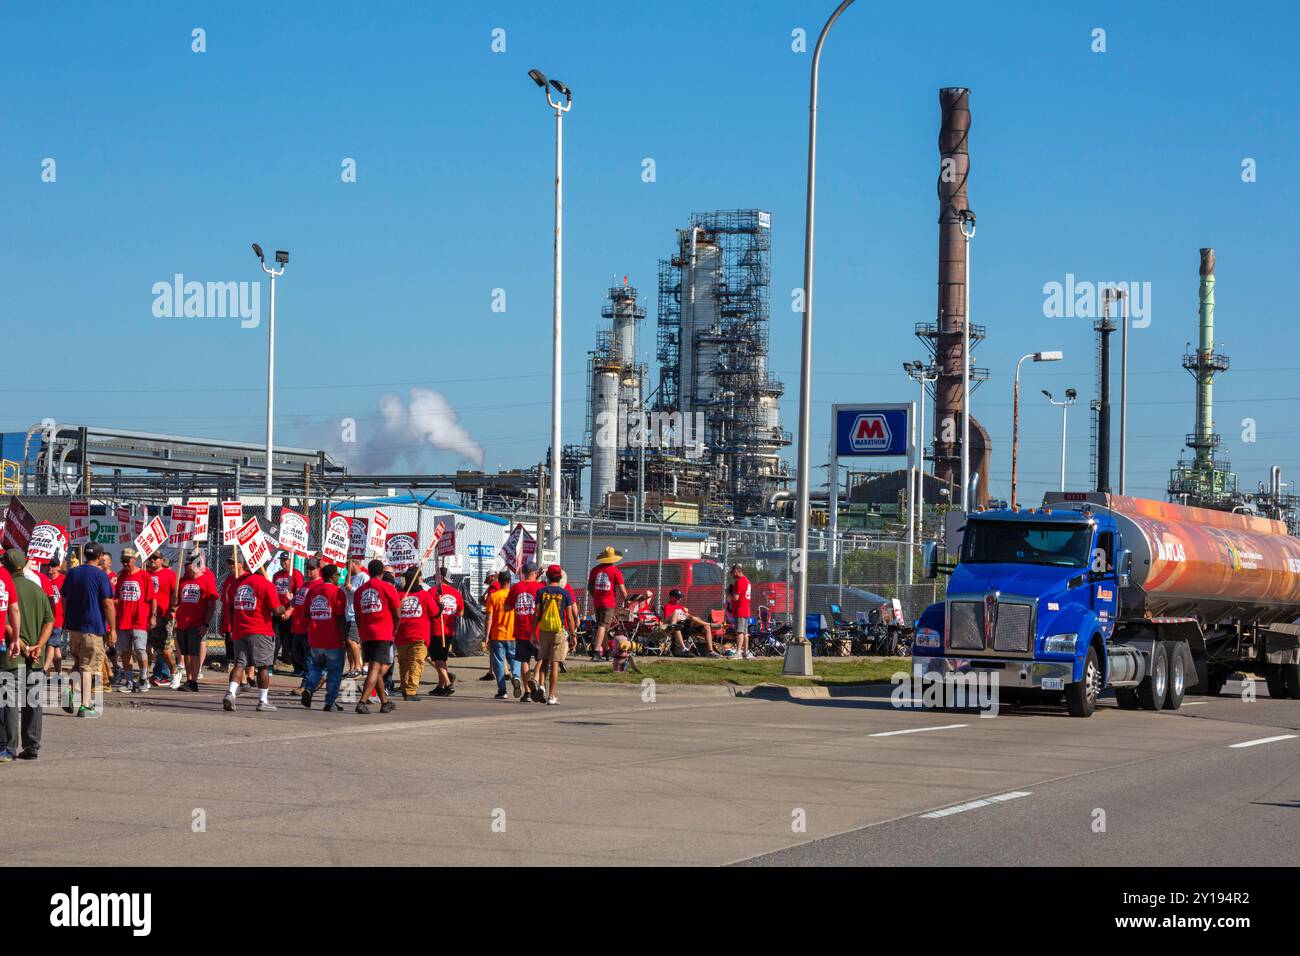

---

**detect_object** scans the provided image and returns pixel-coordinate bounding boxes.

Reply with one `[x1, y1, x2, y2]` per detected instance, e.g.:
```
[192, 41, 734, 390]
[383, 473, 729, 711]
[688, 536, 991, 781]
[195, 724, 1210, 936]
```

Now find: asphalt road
[2, 665, 1296, 866]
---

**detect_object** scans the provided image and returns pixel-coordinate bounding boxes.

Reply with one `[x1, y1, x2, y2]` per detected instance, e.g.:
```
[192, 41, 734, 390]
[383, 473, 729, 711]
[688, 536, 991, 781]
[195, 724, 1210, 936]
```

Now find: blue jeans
[305, 647, 345, 708]
[490, 640, 519, 695]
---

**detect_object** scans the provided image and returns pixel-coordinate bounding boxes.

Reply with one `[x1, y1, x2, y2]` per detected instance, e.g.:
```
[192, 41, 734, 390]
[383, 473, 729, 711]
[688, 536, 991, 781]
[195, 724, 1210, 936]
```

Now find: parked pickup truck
[916, 491, 1300, 717]
[571, 558, 786, 618]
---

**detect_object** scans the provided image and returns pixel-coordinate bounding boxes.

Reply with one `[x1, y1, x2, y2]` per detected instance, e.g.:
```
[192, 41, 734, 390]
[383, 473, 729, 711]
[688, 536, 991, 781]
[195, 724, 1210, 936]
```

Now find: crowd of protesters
[0, 536, 759, 760]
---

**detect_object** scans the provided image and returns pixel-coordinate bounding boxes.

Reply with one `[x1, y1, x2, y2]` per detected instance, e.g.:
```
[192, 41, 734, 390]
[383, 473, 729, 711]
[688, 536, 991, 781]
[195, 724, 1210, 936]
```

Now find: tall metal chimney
[1095, 303, 1113, 493]
[933, 87, 971, 494]
[1193, 248, 1218, 468]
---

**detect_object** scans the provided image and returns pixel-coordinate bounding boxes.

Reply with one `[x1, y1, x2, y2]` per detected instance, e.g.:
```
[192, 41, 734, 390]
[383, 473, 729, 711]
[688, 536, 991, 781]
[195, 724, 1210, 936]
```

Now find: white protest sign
[366, 510, 390, 557]
[188, 499, 212, 542]
[322, 512, 351, 565]
[69, 502, 91, 546]
[222, 501, 243, 545]
[279, 509, 309, 555]
[168, 505, 198, 545]
[27, 522, 68, 563]
[134, 516, 168, 559]
[236, 517, 272, 571]
[385, 531, 419, 572]
[348, 517, 368, 560]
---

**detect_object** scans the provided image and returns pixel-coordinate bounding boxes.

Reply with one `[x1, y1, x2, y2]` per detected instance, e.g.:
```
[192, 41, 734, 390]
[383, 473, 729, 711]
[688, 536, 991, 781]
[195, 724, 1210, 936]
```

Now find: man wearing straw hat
[586, 547, 627, 663]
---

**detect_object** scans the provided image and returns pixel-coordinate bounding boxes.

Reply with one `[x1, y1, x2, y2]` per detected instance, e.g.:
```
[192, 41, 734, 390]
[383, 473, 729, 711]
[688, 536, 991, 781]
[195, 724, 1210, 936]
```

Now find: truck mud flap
[1262, 624, 1300, 667]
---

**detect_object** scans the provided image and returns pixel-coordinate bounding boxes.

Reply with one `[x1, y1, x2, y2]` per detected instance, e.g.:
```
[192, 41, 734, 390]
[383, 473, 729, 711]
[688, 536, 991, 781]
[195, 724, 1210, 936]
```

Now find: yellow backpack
[538, 590, 564, 632]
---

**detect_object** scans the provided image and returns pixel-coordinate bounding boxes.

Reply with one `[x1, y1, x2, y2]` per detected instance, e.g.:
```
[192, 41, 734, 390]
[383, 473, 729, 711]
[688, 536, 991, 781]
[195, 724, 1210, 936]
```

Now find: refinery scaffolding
[649, 209, 790, 521]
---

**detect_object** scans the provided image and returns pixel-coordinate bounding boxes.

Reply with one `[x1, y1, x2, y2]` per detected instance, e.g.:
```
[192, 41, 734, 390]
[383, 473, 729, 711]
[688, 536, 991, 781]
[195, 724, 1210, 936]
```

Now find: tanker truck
[916, 491, 1300, 717]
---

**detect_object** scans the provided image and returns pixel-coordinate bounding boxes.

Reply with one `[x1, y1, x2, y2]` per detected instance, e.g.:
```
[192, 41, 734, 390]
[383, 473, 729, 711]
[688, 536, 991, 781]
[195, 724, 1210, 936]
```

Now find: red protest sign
[2, 496, 36, 551]
[322, 512, 351, 565]
[222, 501, 243, 545]
[69, 501, 91, 546]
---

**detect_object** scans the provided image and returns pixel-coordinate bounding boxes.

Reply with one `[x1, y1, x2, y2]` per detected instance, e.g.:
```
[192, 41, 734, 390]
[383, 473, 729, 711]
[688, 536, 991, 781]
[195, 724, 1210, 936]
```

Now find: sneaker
[708, 650, 722, 658]
[257, 701, 277, 712]
[187, 679, 200, 692]
[0, 750, 13, 763]
[493, 691, 508, 700]
[519, 693, 531, 703]
[744, 651, 756, 660]
[403, 693, 419, 701]
[512, 676, 522, 699]
[77, 705, 97, 719]
[17, 750, 37, 760]
[546, 697, 558, 706]
[355, 702, 371, 714]
[222, 693, 236, 711]
[478, 672, 495, 681]
[379, 700, 396, 714]
[170, 669, 186, 690]
[530, 684, 546, 704]
[150, 676, 168, 687]
[301, 689, 313, 708]
[443, 680, 456, 697]
[589, 653, 601, 662]
[559, 662, 568, 673]
[136, 680, 149, 693]
[325, 702, 344, 712]
[62, 684, 76, 714]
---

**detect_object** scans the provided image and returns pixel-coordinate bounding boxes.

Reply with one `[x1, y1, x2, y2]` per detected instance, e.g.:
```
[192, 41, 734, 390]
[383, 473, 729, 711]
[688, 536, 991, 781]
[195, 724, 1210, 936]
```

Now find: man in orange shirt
[484, 570, 520, 699]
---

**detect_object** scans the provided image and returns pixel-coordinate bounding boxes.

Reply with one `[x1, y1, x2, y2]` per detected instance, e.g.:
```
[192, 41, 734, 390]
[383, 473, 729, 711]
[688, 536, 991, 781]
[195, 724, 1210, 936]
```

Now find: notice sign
[366, 510, 390, 557]
[69, 501, 91, 546]
[279, 509, 309, 555]
[134, 516, 168, 559]
[322, 512, 351, 565]
[385, 531, 419, 572]
[188, 499, 212, 542]
[168, 505, 198, 546]
[27, 522, 68, 564]
[222, 501, 243, 545]
[236, 517, 272, 571]
[348, 517, 369, 560]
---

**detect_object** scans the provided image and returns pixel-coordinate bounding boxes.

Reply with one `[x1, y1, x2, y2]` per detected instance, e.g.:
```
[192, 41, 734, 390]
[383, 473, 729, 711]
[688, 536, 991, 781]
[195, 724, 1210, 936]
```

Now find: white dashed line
[1229, 734, 1297, 749]
[870, 723, 968, 737]
[922, 791, 1032, 818]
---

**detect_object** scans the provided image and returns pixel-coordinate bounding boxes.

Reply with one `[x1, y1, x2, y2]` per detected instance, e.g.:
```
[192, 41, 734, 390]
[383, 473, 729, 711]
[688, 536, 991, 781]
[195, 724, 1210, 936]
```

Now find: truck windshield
[962, 521, 1092, 568]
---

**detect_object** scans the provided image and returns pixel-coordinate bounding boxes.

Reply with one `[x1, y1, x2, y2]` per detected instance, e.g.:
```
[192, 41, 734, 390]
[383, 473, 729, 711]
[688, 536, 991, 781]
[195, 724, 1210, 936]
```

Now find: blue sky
[2, 1, 1296, 505]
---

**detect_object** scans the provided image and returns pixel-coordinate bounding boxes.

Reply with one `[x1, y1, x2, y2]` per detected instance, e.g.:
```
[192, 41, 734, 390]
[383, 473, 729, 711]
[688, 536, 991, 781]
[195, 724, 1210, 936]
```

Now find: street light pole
[252, 244, 287, 520]
[529, 69, 572, 554]
[1011, 350, 1063, 509]
[959, 210, 976, 511]
[1043, 388, 1077, 492]
[906, 361, 938, 538]
[787, 0, 856, 678]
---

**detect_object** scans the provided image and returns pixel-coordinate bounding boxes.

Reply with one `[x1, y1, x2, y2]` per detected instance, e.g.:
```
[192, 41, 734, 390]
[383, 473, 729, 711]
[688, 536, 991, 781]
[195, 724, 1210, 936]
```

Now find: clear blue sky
[2, 1, 1296, 505]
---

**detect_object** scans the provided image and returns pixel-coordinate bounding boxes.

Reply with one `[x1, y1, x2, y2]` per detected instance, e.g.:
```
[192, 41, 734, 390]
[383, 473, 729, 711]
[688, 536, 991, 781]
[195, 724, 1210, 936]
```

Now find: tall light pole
[252, 243, 287, 520]
[959, 209, 975, 511]
[905, 360, 938, 534]
[528, 68, 572, 553]
[1011, 350, 1062, 509]
[1043, 388, 1077, 492]
[786, 0, 856, 678]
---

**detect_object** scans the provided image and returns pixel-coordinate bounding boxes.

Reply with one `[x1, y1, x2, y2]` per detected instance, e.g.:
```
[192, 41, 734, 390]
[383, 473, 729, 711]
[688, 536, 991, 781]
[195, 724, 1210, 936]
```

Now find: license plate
[1041, 678, 1064, 691]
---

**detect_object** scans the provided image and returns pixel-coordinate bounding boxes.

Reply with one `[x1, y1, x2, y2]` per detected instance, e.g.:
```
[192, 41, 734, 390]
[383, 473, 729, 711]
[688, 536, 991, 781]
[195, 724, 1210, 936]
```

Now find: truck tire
[1114, 688, 1140, 710]
[1194, 660, 1226, 696]
[1162, 642, 1186, 710]
[1066, 646, 1100, 718]
[1137, 643, 1169, 710]
[1265, 665, 1287, 699]
[1281, 664, 1300, 700]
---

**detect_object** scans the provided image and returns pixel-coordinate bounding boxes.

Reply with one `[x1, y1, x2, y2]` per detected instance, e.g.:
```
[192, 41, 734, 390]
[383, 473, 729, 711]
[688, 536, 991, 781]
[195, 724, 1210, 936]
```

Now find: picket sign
[1, 496, 36, 551]
[134, 516, 168, 559]
[221, 502, 243, 545]
[347, 517, 369, 560]
[385, 531, 419, 573]
[116, 506, 133, 545]
[366, 510, 390, 557]
[188, 499, 212, 542]
[279, 509, 309, 555]
[69, 501, 92, 546]
[27, 521, 68, 563]
[321, 512, 351, 565]
[235, 517, 273, 571]
[168, 505, 198, 546]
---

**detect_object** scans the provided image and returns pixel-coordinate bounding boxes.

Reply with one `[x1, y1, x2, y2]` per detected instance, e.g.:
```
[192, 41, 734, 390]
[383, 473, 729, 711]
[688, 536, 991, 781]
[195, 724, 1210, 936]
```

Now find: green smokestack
[1195, 248, 1216, 468]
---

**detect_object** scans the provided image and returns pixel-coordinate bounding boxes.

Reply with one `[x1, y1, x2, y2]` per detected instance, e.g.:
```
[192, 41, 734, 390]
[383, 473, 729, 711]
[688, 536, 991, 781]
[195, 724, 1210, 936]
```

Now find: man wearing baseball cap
[587, 546, 627, 662]
[0, 549, 52, 760]
[114, 548, 156, 693]
[505, 560, 545, 702]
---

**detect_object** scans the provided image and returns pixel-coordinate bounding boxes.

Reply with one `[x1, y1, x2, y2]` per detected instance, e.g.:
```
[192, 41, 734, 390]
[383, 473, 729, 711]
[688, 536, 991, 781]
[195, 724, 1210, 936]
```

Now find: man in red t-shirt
[288, 558, 320, 688]
[395, 567, 440, 700]
[271, 552, 303, 668]
[174, 554, 218, 692]
[353, 558, 400, 713]
[115, 549, 157, 692]
[145, 552, 180, 687]
[303, 564, 350, 711]
[426, 570, 464, 697]
[727, 564, 753, 659]
[224, 561, 291, 712]
[41, 560, 66, 674]
[587, 547, 627, 662]
[506, 561, 545, 702]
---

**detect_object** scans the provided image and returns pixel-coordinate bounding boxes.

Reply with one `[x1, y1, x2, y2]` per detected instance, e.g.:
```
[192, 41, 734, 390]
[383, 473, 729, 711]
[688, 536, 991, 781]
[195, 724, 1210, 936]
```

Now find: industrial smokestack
[933, 87, 970, 495]
[1096, 310, 1112, 493]
[1194, 248, 1217, 469]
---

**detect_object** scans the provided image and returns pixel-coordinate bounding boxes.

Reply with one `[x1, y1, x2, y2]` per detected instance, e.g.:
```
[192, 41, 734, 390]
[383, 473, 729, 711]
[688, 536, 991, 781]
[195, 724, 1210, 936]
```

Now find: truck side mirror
[922, 541, 939, 580]
[1116, 549, 1132, 588]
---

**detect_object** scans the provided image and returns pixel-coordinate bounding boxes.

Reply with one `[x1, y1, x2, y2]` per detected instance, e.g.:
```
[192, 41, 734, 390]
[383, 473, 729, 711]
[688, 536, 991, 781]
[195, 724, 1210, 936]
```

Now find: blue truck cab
[914, 503, 1180, 717]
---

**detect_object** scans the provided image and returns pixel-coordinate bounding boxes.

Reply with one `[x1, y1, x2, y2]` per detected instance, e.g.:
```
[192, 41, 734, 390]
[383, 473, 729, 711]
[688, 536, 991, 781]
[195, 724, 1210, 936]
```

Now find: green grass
[557, 656, 908, 687]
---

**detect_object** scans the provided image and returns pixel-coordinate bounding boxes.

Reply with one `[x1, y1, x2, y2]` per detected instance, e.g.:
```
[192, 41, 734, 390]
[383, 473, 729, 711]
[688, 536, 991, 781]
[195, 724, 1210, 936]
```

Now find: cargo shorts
[232, 633, 275, 669]
[69, 630, 106, 672]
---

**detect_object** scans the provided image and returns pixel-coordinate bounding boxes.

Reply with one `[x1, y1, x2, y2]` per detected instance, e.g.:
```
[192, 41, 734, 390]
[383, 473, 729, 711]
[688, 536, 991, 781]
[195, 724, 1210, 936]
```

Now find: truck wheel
[1137, 643, 1169, 710]
[1281, 664, 1300, 700]
[1115, 688, 1140, 710]
[1265, 665, 1287, 699]
[1162, 643, 1186, 710]
[1194, 660, 1226, 696]
[1066, 647, 1100, 718]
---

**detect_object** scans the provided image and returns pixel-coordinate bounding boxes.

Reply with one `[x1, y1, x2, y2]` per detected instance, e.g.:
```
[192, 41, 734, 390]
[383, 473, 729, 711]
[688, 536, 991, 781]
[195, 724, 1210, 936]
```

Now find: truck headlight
[1043, 633, 1078, 654]
[915, 626, 941, 649]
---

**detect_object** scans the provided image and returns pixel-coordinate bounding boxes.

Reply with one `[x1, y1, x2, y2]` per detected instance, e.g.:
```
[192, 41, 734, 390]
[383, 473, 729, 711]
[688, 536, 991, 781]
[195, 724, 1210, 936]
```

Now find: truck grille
[992, 602, 1032, 653]
[948, 601, 984, 650]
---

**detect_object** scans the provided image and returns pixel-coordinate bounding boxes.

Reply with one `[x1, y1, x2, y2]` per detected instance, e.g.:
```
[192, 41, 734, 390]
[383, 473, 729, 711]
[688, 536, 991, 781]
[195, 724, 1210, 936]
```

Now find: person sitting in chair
[661, 589, 719, 658]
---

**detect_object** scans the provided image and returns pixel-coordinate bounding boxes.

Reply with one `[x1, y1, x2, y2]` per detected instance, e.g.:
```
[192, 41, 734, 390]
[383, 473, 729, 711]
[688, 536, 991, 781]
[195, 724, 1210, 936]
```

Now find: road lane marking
[922, 790, 1032, 818]
[870, 723, 968, 737]
[1229, 734, 1297, 749]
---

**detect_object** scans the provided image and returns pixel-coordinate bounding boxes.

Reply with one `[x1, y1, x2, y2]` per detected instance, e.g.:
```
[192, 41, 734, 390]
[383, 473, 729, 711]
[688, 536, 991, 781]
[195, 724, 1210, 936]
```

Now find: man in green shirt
[1, 549, 54, 761]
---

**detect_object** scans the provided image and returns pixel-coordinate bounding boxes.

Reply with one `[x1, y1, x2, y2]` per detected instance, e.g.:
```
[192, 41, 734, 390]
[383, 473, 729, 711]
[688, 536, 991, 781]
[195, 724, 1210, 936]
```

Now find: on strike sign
[385, 531, 419, 572]
[321, 512, 351, 565]
[279, 509, 309, 555]
[27, 522, 68, 563]
[116, 507, 133, 544]
[168, 505, 198, 545]
[236, 517, 272, 571]
[69, 501, 92, 546]
[134, 516, 168, 559]
[366, 510, 390, 557]
[222, 502, 243, 545]
[188, 499, 212, 542]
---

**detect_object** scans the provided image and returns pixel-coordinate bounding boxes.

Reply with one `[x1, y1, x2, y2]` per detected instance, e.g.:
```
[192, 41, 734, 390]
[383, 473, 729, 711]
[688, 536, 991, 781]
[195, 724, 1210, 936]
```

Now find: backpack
[538, 590, 564, 633]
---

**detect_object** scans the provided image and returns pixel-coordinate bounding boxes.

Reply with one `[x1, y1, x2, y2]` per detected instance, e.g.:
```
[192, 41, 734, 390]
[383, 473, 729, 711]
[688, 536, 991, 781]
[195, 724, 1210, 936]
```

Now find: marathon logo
[848, 413, 892, 454]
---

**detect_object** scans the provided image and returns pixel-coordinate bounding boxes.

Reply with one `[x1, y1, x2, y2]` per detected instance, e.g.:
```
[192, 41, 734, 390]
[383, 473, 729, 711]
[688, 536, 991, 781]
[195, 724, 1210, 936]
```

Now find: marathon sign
[834, 404, 911, 458]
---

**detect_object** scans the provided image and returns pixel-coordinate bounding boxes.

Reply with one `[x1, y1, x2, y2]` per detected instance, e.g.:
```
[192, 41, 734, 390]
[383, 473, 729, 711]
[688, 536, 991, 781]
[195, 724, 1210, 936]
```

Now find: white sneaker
[169, 670, 184, 690]
[546, 697, 559, 706]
